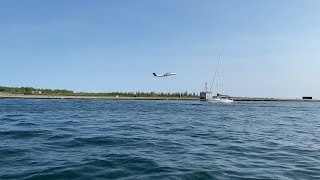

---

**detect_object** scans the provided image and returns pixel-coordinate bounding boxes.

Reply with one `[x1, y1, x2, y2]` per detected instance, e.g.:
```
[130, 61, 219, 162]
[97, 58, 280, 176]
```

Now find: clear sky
[1, 0, 319, 98]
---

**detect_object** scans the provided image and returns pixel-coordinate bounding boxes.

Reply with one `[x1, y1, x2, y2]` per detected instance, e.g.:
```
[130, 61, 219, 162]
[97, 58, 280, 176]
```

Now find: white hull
[208, 97, 234, 103]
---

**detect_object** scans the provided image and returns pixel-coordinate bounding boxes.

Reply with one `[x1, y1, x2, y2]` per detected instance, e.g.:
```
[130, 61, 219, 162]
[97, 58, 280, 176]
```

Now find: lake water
[1, 99, 320, 179]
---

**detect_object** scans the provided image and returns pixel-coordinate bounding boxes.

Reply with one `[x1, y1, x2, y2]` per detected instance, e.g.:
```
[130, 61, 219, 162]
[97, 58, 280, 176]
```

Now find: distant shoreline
[0, 93, 319, 102]
[0, 93, 198, 101]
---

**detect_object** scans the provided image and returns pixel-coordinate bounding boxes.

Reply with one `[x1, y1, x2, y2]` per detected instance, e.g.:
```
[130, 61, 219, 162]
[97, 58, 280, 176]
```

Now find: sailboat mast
[217, 55, 221, 95]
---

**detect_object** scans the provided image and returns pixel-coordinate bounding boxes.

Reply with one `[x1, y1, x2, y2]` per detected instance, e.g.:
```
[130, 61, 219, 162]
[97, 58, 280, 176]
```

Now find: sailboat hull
[208, 97, 234, 103]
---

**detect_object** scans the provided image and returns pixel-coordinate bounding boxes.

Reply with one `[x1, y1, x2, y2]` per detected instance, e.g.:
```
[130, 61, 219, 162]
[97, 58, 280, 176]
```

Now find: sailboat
[208, 55, 234, 103]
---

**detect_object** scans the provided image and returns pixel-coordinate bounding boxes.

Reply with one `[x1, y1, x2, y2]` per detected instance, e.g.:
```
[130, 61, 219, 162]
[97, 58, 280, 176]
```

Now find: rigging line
[209, 56, 221, 92]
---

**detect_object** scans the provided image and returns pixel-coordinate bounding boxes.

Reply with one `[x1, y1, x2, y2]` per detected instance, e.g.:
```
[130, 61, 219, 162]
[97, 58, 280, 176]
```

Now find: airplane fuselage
[153, 72, 176, 77]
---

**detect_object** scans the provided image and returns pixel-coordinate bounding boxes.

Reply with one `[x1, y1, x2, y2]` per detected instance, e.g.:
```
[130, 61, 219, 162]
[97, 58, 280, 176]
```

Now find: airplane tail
[153, 73, 157, 76]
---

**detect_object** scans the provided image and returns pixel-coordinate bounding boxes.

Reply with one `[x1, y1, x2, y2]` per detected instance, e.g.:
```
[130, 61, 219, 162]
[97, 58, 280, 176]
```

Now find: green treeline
[0, 86, 73, 94]
[0, 86, 198, 97]
[76, 91, 197, 97]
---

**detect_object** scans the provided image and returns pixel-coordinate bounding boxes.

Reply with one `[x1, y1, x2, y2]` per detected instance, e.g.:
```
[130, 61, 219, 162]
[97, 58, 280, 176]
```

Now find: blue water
[0, 99, 320, 179]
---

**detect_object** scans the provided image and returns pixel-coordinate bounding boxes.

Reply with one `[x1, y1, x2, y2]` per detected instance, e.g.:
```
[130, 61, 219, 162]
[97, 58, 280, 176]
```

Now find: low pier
[232, 97, 320, 102]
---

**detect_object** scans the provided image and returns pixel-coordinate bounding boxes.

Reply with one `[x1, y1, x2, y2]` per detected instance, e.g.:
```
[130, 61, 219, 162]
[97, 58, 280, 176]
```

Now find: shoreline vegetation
[0, 86, 198, 98]
[0, 86, 318, 102]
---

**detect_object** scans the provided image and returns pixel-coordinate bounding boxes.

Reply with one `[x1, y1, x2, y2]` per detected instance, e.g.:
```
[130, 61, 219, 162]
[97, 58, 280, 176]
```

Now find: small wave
[5, 114, 25, 117]
[0, 148, 30, 157]
[10, 155, 167, 179]
[190, 103, 203, 106]
[54, 136, 125, 148]
[176, 170, 215, 179]
[0, 129, 50, 139]
[257, 105, 282, 108]
[15, 122, 37, 126]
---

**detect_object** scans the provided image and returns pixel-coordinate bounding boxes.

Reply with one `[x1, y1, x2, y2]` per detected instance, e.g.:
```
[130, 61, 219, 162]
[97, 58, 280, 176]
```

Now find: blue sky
[0, 0, 319, 98]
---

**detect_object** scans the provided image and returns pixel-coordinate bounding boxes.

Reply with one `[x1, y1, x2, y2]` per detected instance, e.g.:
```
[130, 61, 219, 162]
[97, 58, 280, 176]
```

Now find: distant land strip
[0, 86, 198, 98]
[0, 93, 198, 100]
[0, 93, 319, 102]
[0, 86, 318, 102]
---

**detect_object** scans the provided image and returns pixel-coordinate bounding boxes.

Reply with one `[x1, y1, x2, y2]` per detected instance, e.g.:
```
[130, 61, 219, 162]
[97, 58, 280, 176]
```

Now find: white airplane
[153, 72, 176, 77]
